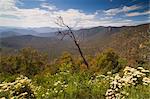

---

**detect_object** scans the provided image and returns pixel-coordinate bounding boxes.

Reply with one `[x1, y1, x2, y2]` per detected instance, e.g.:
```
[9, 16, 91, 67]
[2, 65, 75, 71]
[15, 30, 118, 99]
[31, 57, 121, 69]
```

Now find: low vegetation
[0, 46, 150, 99]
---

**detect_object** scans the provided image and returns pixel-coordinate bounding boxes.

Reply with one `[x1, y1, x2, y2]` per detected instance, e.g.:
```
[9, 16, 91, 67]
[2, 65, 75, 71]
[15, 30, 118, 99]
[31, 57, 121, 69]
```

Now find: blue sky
[0, 0, 149, 28]
[20, 0, 149, 12]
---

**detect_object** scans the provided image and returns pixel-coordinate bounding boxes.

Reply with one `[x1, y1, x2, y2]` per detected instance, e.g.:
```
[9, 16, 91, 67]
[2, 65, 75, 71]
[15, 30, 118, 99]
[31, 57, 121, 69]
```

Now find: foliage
[34, 70, 109, 99]
[105, 66, 150, 99]
[93, 49, 125, 74]
[56, 52, 74, 72]
[124, 84, 150, 99]
[0, 75, 37, 99]
[0, 47, 150, 99]
[0, 48, 48, 76]
[1, 66, 149, 99]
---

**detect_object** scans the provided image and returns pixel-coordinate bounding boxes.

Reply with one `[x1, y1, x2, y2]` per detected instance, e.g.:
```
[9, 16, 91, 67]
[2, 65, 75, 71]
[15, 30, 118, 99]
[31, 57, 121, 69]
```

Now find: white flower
[107, 72, 112, 75]
[54, 81, 61, 86]
[137, 67, 144, 70]
[0, 97, 6, 99]
[143, 77, 150, 84]
[141, 69, 149, 73]
[55, 90, 58, 93]
[106, 66, 150, 99]
[0, 75, 37, 98]
[60, 90, 63, 93]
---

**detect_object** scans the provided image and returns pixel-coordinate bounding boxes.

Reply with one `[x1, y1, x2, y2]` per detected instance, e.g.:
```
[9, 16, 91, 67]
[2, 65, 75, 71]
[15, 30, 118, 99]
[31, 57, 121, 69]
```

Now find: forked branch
[55, 16, 89, 69]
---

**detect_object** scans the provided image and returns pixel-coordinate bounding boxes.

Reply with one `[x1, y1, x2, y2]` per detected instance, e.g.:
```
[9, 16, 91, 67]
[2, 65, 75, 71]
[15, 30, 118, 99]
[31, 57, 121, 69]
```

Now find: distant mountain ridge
[1, 23, 149, 38]
[0, 27, 58, 38]
[0, 31, 21, 38]
[0, 23, 149, 62]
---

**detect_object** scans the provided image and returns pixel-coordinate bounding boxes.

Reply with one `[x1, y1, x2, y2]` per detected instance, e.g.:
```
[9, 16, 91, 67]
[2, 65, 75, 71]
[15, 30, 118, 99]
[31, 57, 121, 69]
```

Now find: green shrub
[95, 49, 123, 74]
[0, 75, 37, 99]
[0, 48, 48, 76]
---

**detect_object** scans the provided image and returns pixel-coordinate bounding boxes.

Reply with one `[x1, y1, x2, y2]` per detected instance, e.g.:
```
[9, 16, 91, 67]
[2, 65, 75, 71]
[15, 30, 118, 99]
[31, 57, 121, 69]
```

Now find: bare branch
[55, 16, 89, 69]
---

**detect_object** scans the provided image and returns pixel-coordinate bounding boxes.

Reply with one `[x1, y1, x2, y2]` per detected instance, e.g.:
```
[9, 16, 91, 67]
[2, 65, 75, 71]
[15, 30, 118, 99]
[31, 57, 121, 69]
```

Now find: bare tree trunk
[66, 26, 89, 69]
[74, 40, 89, 68]
[55, 16, 89, 69]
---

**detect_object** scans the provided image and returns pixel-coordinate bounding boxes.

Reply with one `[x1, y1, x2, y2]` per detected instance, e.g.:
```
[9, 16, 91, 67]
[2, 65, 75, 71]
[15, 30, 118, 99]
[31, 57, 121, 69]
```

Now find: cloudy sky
[0, 0, 149, 28]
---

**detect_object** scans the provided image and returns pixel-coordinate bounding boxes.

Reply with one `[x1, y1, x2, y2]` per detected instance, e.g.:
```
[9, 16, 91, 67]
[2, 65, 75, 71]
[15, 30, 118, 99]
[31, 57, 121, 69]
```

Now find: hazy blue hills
[0, 31, 22, 38]
[0, 27, 58, 38]
[0, 23, 149, 61]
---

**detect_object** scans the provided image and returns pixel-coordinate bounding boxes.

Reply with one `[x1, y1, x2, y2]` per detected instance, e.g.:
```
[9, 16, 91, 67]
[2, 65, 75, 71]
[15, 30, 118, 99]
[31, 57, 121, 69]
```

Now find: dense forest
[0, 23, 150, 99]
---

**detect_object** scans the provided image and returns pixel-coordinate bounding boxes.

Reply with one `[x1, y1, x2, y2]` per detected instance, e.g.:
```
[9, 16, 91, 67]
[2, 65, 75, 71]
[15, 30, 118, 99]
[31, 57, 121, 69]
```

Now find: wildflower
[0, 75, 37, 98]
[143, 77, 150, 84]
[0, 97, 6, 99]
[54, 81, 61, 86]
[107, 72, 112, 75]
[141, 69, 149, 73]
[46, 92, 49, 95]
[137, 67, 144, 70]
[60, 90, 63, 93]
[105, 66, 150, 99]
[55, 90, 58, 93]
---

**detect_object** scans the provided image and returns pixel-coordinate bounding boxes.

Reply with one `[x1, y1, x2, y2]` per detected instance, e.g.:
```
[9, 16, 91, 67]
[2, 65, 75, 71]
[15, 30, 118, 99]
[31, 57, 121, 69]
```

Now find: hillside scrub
[0, 66, 149, 99]
[0, 48, 150, 99]
[0, 48, 49, 77]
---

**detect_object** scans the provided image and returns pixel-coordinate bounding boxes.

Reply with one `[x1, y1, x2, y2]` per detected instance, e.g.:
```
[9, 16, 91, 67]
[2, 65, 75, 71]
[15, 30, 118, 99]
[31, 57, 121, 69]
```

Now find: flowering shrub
[0, 66, 149, 99]
[0, 75, 37, 99]
[105, 66, 150, 99]
[34, 70, 109, 99]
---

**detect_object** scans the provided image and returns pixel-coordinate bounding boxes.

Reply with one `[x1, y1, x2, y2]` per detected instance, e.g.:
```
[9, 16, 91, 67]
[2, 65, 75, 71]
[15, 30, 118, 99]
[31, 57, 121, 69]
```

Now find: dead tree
[55, 16, 89, 69]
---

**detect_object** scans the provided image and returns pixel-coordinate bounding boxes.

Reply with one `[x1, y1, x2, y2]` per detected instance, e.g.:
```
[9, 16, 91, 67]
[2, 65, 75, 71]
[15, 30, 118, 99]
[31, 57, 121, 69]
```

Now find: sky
[0, 0, 149, 28]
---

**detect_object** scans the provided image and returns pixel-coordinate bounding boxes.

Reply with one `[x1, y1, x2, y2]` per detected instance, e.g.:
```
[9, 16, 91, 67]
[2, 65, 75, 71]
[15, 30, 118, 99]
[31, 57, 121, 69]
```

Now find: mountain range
[0, 23, 149, 64]
[0, 27, 58, 38]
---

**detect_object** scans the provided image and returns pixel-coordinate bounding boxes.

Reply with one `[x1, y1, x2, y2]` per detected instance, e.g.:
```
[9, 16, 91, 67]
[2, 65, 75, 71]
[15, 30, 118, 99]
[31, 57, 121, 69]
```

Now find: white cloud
[126, 11, 150, 17]
[122, 5, 140, 12]
[37, 0, 47, 1]
[0, 0, 18, 11]
[41, 3, 57, 11]
[0, 1, 146, 28]
[104, 8, 121, 16]
[104, 5, 141, 16]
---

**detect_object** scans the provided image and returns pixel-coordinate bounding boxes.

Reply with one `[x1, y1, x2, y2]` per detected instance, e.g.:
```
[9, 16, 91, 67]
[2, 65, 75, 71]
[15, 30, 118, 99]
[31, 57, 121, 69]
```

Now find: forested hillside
[1, 24, 150, 65]
[0, 23, 150, 99]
